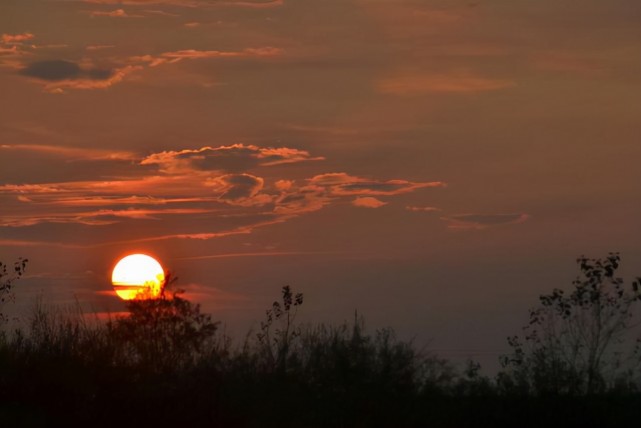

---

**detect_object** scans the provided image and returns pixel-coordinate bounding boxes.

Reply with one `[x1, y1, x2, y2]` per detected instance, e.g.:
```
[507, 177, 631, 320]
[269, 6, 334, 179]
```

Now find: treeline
[1, 255, 641, 427]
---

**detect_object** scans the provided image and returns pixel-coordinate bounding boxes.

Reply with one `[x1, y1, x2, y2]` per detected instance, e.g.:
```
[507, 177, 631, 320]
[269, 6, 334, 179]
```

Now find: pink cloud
[352, 197, 387, 208]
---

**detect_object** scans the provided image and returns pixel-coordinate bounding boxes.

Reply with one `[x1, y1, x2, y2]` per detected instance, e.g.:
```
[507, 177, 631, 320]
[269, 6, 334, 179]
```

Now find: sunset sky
[2, 0, 640, 370]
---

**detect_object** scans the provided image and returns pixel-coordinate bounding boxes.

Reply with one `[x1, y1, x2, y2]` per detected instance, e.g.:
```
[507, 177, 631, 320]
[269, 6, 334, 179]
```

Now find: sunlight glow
[111, 254, 165, 300]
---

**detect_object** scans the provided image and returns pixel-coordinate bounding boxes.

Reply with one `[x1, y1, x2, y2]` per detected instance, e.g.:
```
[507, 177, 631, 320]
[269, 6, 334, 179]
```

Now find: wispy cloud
[1, 144, 136, 161]
[309, 173, 444, 196]
[85, 44, 116, 50]
[133, 47, 282, 67]
[531, 51, 603, 76]
[18, 45, 282, 92]
[18, 59, 141, 93]
[1, 208, 211, 227]
[406, 206, 440, 212]
[2, 143, 443, 243]
[81, 0, 283, 8]
[140, 144, 323, 173]
[1, 33, 35, 44]
[441, 213, 529, 230]
[377, 73, 515, 95]
[86, 9, 144, 18]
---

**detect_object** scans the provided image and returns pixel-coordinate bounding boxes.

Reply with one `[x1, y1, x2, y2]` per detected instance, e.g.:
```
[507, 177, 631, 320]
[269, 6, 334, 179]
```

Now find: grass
[0, 286, 640, 427]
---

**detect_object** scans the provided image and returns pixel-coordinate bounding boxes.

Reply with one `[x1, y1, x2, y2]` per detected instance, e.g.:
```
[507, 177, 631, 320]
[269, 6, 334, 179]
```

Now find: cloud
[0, 46, 20, 56]
[1, 144, 136, 161]
[206, 173, 272, 206]
[309, 173, 445, 196]
[141, 144, 323, 173]
[16, 42, 282, 91]
[0, 208, 210, 227]
[273, 173, 443, 215]
[178, 283, 249, 309]
[86, 45, 116, 51]
[352, 197, 387, 208]
[220, 0, 283, 8]
[134, 47, 283, 67]
[18, 59, 119, 83]
[81, 0, 283, 8]
[142, 9, 180, 17]
[406, 206, 440, 212]
[441, 213, 529, 230]
[273, 186, 330, 215]
[1, 33, 35, 44]
[46, 66, 140, 92]
[87, 9, 144, 18]
[531, 51, 603, 76]
[2, 143, 443, 243]
[377, 73, 515, 95]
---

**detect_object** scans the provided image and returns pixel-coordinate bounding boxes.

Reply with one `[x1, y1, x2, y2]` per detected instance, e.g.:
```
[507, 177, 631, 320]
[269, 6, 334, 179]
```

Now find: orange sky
[1, 0, 640, 371]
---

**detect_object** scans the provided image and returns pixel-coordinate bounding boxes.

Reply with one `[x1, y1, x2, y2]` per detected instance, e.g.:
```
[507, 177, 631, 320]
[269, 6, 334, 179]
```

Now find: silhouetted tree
[499, 253, 641, 395]
[108, 275, 219, 372]
[0, 258, 28, 323]
[256, 285, 303, 371]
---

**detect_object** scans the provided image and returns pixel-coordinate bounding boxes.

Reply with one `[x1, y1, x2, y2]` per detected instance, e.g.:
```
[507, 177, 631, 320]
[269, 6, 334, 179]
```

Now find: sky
[1, 0, 641, 371]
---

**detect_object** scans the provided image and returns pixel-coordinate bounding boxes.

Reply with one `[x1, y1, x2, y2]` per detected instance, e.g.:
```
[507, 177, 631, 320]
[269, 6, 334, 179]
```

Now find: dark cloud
[19, 60, 114, 82]
[206, 173, 272, 206]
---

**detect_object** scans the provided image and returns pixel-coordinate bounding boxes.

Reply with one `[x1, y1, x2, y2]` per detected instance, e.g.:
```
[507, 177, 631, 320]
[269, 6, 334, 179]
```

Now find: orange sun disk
[111, 254, 165, 300]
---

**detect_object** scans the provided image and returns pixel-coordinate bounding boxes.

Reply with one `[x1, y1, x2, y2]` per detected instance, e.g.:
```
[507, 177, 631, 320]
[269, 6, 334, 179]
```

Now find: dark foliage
[499, 253, 641, 395]
[1, 257, 641, 427]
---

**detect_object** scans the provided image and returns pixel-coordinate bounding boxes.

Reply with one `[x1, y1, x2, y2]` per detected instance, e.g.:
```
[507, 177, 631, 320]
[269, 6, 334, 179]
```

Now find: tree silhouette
[500, 253, 641, 394]
[107, 273, 219, 372]
[256, 285, 303, 371]
[0, 258, 28, 303]
[0, 258, 28, 323]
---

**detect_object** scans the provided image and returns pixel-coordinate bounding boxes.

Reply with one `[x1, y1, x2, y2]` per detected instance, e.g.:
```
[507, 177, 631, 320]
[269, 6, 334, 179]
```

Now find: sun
[111, 254, 165, 300]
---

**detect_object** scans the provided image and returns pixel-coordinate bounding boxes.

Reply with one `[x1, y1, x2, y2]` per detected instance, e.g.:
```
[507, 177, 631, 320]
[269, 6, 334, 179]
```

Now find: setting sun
[111, 254, 165, 300]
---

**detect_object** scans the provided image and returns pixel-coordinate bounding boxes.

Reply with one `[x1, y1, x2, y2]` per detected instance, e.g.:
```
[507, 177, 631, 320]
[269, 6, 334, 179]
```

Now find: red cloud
[309, 172, 445, 196]
[1, 33, 35, 44]
[352, 197, 387, 208]
[134, 47, 283, 67]
[141, 144, 323, 172]
[87, 9, 143, 18]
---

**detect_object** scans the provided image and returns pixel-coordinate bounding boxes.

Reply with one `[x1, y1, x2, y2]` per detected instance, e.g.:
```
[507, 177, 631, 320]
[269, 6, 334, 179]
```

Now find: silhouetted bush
[1, 260, 641, 427]
[499, 253, 641, 396]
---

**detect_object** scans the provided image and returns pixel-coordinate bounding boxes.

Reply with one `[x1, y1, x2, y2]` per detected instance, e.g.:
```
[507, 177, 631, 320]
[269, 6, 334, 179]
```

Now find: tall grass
[0, 288, 640, 427]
